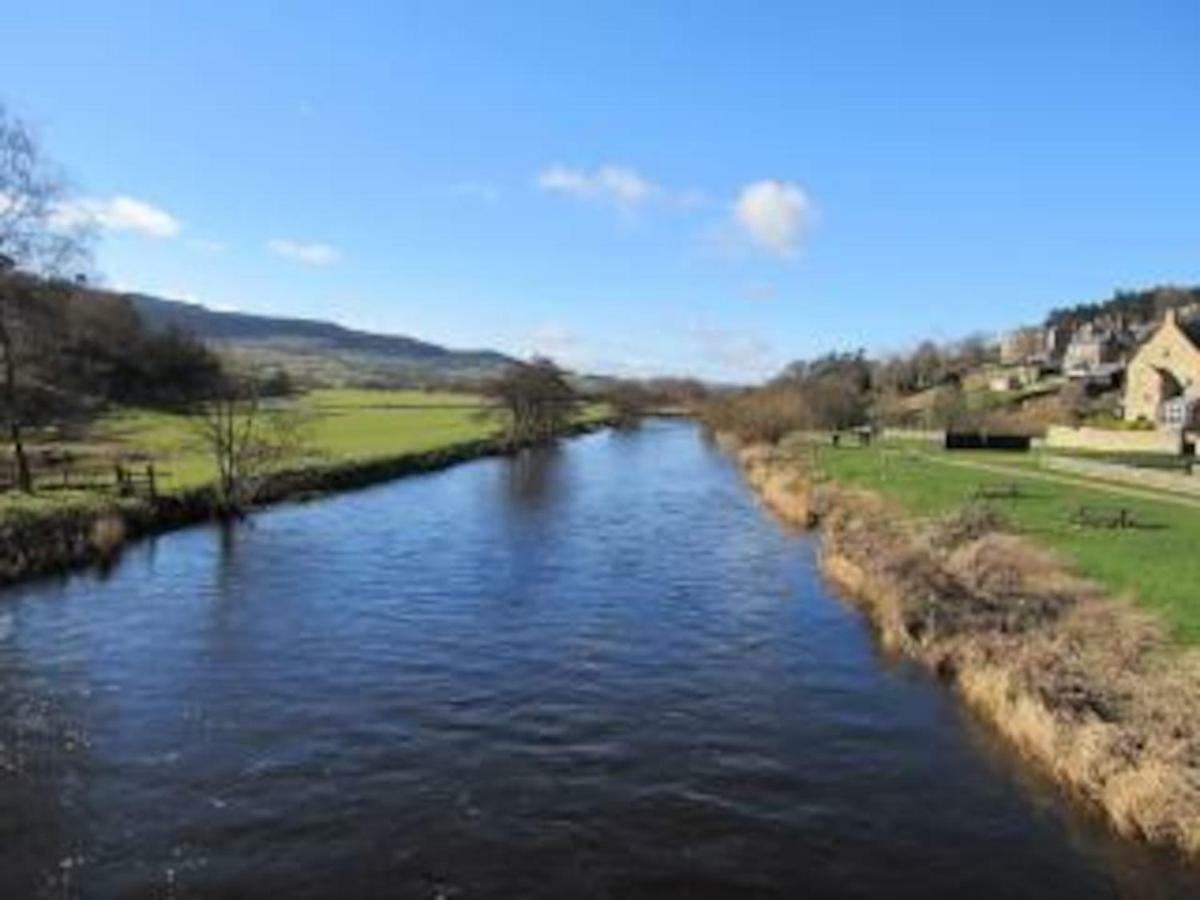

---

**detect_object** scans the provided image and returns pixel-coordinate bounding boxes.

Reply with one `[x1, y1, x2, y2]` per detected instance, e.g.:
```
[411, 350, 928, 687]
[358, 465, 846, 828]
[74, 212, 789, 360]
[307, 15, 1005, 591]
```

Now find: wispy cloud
[732, 180, 813, 258]
[535, 163, 703, 213]
[50, 195, 182, 239]
[267, 238, 341, 266]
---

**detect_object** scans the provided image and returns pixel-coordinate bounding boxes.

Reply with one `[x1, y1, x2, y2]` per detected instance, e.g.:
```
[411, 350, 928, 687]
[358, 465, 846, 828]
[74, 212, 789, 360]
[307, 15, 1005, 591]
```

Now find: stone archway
[1152, 365, 1185, 406]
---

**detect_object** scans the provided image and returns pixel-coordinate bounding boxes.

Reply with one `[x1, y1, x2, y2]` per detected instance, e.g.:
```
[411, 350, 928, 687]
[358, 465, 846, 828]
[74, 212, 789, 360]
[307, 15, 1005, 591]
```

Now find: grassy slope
[813, 441, 1200, 643]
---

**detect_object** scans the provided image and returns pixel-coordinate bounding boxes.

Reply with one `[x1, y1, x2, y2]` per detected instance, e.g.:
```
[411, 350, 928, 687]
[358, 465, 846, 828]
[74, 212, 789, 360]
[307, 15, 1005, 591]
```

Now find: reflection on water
[502, 442, 565, 511]
[0, 421, 1197, 898]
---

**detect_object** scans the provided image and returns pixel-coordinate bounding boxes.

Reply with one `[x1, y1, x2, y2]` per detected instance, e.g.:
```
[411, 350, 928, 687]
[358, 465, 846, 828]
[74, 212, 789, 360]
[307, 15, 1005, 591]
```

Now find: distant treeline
[701, 337, 1037, 443]
[1045, 285, 1200, 330]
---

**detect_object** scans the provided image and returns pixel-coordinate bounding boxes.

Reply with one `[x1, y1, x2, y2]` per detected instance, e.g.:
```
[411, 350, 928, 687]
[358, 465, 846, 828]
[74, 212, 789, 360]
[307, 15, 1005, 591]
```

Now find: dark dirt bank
[730, 437, 1200, 860]
[0, 420, 613, 588]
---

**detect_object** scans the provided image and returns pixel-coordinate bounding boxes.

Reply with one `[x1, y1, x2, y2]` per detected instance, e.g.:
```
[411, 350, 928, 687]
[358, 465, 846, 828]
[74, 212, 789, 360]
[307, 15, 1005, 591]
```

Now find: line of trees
[701, 337, 1017, 442]
[482, 361, 714, 439]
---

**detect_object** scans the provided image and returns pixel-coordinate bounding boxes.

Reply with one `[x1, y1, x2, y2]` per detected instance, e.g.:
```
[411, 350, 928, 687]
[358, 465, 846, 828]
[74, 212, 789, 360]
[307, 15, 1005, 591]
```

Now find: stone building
[1123, 310, 1200, 428]
[1043, 323, 1072, 363]
[1000, 327, 1044, 365]
[1063, 322, 1123, 374]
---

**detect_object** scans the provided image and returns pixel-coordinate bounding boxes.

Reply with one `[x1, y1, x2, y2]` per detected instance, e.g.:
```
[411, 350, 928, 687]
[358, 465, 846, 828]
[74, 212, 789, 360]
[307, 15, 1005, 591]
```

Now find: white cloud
[537, 163, 656, 210]
[732, 180, 812, 258]
[51, 195, 182, 238]
[535, 163, 707, 215]
[267, 239, 341, 266]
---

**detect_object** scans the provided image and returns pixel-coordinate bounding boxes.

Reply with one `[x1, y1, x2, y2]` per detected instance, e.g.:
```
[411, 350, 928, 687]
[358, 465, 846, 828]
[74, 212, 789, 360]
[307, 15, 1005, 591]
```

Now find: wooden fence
[0, 459, 164, 498]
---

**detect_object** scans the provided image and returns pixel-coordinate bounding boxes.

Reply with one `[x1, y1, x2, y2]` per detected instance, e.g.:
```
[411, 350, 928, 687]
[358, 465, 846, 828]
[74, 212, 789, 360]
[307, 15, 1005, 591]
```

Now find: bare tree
[605, 379, 652, 426]
[0, 104, 89, 491]
[193, 375, 310, 513]
[483, 357, 580, 444]
[926, 380, 971, 430]
[0, 103, 88, 275]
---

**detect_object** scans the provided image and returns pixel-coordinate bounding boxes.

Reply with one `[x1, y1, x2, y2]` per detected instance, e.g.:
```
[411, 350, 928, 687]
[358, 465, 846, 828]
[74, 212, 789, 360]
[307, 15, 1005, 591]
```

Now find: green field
[32, 388, 610, 494]
[807, 440, 1200, 644]
[89, 389, 499, 490]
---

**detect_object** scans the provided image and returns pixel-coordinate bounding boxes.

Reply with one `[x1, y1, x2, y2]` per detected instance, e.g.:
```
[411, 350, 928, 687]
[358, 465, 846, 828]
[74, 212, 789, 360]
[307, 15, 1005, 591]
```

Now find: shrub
[931, 502, 1010, 549]
[89, 513, 127, 560]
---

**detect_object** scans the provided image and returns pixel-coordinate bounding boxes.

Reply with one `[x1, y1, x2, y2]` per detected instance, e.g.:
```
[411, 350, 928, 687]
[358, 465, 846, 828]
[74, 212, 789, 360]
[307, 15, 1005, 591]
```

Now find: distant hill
[125, 294, 514, 387]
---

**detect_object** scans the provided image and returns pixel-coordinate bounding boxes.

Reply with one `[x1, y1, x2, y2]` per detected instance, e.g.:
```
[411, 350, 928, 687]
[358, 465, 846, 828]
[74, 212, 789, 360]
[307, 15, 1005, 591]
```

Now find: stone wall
[1042, 425, 1182, 454]
[880, 427, 945, 444]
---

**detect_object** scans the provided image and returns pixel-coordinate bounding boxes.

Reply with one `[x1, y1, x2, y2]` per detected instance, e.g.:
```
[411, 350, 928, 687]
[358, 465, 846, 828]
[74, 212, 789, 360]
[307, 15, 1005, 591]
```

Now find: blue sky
[3, 1, 1197, 381]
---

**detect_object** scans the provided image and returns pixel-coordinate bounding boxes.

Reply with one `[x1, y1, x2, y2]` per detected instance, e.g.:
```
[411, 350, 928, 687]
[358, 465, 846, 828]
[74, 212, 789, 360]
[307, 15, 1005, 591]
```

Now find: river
[1, 420, 1197, 897]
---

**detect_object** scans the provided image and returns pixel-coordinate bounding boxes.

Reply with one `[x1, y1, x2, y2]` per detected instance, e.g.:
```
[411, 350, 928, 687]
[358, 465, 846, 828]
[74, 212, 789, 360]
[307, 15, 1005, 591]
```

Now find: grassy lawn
[89, 389, 500, 491]
[811, 441, 1200, 644]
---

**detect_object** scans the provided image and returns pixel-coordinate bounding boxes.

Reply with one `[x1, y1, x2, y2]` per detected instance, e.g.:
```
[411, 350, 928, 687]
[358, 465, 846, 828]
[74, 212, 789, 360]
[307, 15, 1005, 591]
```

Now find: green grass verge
[810, 441, 1200, 644]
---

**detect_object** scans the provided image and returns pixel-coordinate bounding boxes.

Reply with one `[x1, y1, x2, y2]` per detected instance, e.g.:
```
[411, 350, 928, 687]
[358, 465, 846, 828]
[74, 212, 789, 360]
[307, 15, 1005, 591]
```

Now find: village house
[1042, 322, 1073, 364]
[999, 327, 1044, 365]
[1123, 309, 1200, 428]
[987, 364, 1040, 393]
[1063, 321, 1125, 374]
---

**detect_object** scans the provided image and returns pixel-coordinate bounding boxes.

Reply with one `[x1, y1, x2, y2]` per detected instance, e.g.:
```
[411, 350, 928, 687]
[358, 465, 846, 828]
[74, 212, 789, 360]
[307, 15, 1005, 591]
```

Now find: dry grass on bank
[734, 439, 1200, 857]
[811, 440, 1200, 644]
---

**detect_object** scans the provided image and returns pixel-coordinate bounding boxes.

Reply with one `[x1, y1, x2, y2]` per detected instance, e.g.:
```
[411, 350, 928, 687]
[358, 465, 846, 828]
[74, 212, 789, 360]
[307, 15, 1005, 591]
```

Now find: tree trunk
[10, 421, 30, 493]
[0, 321, 30, 493]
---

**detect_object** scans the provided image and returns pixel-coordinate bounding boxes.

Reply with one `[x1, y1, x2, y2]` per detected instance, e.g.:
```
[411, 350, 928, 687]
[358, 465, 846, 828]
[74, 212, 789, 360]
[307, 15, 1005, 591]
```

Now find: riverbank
[728, 435, 1200, 859]
[0, 418, 613, 587]
[812, 441, 1200, 643]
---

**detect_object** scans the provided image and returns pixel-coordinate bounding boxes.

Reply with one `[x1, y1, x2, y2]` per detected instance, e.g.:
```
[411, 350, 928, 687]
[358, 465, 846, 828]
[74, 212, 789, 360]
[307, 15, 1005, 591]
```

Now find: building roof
[1180, 316, 1200, 349]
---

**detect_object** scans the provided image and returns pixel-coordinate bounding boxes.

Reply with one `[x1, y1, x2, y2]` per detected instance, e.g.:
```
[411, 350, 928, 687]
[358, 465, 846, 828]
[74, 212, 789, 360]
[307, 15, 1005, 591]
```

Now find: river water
[1, 421, 1197, 898]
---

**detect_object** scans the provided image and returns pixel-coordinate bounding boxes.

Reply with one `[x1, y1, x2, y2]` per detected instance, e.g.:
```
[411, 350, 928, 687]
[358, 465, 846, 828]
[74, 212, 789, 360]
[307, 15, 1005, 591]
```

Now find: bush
[931, 502, 1010, 549]
[701, 386, 814, 443]
[89, 512, 127, 560]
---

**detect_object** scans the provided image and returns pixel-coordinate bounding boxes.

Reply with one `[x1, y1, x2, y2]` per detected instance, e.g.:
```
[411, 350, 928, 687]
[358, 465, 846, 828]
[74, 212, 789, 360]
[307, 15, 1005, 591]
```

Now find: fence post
[147, 463, 156, 498]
